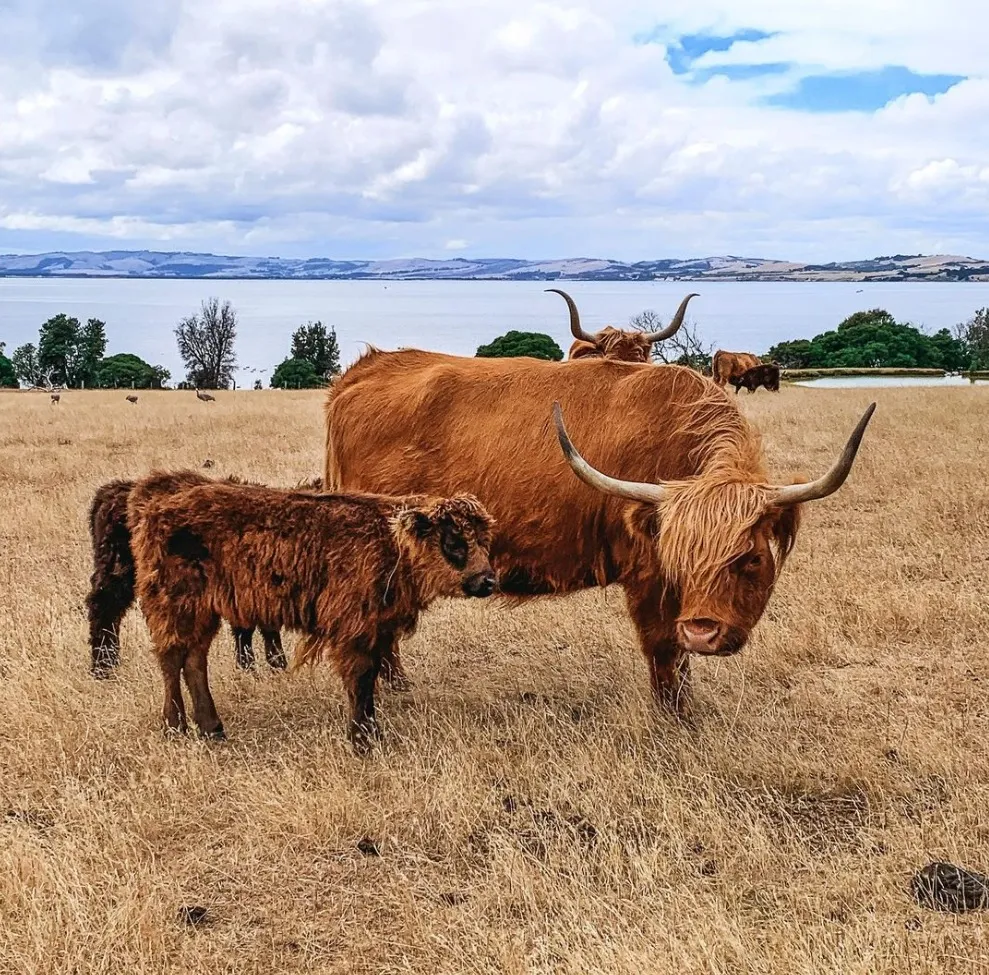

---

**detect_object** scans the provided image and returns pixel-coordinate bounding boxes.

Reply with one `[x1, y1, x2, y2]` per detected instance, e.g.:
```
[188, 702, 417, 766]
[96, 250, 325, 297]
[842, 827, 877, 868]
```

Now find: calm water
[795, 375, 989, 388]
[3, 278, 989, 387]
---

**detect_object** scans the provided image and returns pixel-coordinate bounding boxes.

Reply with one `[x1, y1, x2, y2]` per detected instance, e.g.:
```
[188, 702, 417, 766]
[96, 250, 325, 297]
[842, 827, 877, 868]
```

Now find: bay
[2, 278, 989, 387]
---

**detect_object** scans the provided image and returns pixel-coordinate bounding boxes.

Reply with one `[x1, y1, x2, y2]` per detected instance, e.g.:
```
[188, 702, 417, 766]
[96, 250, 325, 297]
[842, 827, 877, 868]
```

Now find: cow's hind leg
[87, 565, 134, 678]
[261, 628, 287, 670]
[232, 626, 255, 671]
[182, 616, 224, 739]
[624, 582, 692, 720]
[335, 634, 383, 754]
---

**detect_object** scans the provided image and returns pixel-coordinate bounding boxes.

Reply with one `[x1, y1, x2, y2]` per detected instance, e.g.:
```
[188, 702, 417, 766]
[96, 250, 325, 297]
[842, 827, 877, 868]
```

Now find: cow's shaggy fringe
[652, 379, 800, 595]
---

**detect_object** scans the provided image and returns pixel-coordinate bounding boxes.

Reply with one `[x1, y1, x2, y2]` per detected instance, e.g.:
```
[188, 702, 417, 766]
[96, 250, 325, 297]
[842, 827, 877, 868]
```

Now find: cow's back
[325, 349, 744, 594]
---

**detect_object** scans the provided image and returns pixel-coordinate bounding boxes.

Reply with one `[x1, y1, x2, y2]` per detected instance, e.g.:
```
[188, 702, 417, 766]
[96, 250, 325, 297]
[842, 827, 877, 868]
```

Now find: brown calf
[86, 472, 322, 678]
[729, 363, 781, 394]
[126, 476, 496, 751]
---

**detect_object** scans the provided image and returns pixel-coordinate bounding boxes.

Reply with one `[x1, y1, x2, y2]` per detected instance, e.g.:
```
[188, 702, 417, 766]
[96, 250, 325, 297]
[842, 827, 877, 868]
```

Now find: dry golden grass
[2, 384, 989, 974]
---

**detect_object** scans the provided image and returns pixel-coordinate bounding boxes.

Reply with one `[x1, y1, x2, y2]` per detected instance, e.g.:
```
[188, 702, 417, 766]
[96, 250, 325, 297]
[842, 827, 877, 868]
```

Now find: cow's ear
[396, 508, 434, 539]
[622, 500, 660, 541]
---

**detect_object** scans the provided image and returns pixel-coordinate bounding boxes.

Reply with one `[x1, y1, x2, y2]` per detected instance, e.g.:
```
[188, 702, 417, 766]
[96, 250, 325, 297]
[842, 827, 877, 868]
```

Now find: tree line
[0, 297, 341, 389]
[5, 299, 988, 388]
[474, 306, 989, 372]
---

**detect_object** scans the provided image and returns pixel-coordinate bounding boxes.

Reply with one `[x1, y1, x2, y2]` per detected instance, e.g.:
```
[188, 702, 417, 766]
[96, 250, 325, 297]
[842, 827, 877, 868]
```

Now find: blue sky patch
[766, 65, 965, 111]
[635, 27, 777, 74]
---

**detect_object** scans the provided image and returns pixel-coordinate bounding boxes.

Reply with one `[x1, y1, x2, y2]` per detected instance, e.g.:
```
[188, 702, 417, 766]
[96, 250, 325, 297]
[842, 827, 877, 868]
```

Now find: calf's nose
[464, 572, 496, 598]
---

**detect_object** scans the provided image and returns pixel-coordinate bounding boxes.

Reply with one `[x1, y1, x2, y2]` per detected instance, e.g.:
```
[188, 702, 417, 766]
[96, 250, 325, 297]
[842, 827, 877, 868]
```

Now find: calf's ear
[396, 508, 434, 539]
[622, 500, 660, 542]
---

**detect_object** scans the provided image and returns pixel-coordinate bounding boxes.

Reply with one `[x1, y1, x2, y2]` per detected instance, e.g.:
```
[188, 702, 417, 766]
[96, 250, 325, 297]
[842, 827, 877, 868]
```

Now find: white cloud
[0, 0, 986, 260]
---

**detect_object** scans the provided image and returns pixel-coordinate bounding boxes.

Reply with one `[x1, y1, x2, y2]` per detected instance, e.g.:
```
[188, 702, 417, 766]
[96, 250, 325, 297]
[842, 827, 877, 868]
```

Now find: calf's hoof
[349, 720, 382, 756]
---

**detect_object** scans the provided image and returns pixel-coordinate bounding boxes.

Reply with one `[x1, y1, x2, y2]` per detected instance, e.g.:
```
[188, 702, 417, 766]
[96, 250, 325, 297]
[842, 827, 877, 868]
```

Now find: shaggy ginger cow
[127, 475, 496, 751]
[551, 288, 700, 363]
[86, 472, 323, 678]
[712, 350, 762, 387]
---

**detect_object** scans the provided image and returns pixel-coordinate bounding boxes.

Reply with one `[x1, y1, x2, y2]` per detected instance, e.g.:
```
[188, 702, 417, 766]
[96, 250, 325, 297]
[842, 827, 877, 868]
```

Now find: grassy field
[2, 384, 988, 974]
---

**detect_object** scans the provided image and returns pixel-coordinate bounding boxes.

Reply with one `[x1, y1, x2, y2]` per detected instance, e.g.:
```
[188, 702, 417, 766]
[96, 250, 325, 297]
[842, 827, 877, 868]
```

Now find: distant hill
[0, 250, 986, 282]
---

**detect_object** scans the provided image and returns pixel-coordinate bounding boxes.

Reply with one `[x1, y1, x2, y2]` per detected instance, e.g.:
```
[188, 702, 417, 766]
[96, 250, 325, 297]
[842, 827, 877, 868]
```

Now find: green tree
[955, 307, 989, 370]
[766, 308, 968, 371]
[11, 343, 44, 386]
[290, 321, 340, 378]
[0, 348, 16, 387]
[36, 314, 107, 387]
[476, 331, 563, 361]
[95, 353, 171, 389]
[175, 298, 238, 389]
[271, 357, 324, 388]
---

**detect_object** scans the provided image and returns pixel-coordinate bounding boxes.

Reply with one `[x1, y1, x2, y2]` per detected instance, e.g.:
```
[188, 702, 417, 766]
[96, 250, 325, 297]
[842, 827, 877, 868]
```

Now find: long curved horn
[773, 403, 876, 506]
[644, 292, 700, 342]
[553, 402, 667, 504]
[545, 288, 597, 345]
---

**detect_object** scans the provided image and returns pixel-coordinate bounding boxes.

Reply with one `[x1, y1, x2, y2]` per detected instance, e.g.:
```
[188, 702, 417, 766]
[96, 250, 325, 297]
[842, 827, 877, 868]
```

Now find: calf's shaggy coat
[86, 472, 323, 678]
[126, 475, 496, 750]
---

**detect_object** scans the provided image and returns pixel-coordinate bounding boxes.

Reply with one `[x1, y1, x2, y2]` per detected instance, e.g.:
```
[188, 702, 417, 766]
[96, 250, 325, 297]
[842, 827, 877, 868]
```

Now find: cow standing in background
[712, 350, 762, 387]
[729, 363, 781, 394]
[325, 349, 876, 718]
[550, 289, 700, 363]
[126, 475, 496, 751]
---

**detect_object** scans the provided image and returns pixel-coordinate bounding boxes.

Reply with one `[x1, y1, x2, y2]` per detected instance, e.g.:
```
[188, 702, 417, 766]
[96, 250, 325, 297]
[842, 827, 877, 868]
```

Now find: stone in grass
[357, 836, 380, 857]
[911, 862, 989, 913]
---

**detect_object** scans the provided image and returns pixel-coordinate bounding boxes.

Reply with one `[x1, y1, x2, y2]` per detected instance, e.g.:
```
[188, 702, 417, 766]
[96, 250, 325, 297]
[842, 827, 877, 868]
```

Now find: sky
[0, 0, 986, 262]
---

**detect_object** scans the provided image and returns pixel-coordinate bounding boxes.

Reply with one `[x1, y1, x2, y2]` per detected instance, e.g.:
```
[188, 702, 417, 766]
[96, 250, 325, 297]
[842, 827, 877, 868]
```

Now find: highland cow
[712, 350, 762, 387]
[126, 475, 496, 751]
[86, 472, 322, 678]
[729, 363, 781, 394]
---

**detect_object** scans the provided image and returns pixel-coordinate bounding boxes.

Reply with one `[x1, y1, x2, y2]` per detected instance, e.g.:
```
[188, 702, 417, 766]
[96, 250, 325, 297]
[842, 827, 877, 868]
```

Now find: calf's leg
[335, 634, 383, 754]
[87, 564, 134, 678]
[261, 628, 287, 670]
[182, 617, 224, 739]
[232, 626, 255, 671]
[624, 581, 692, 719]
[157, 645, 188, 734]
[379, 637, 413, 691]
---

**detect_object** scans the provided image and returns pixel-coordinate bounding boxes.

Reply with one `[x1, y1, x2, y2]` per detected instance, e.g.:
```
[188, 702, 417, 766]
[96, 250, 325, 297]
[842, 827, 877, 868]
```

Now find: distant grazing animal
[195, 388, 215, 402]
[729, 363, 781, 394]
[86, 473, 323, 679]
[126, 394, 138, 404]
[127, 476, 495, 750]
[712, 350, 762, 388]
[50, 392, 60, 405]
[551, 289, 700, 363]
[326, 348, 875, 717]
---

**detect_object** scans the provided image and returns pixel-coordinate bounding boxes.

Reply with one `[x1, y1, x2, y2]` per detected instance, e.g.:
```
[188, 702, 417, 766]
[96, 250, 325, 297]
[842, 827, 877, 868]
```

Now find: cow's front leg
[379, 638, 413, 691]
[624, 581, 692, 719]
[336, 635, 383, 754]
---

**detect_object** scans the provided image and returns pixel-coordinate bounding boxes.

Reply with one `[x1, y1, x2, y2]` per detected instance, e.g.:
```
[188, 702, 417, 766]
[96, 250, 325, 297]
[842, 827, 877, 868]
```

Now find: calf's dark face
[402, 496, 497, 598]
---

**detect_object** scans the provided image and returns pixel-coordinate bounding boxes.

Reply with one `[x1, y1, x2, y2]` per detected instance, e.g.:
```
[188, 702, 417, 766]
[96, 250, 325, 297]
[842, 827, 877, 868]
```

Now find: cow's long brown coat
[127, 475, 495, 750]
[325, 349, 874, 715]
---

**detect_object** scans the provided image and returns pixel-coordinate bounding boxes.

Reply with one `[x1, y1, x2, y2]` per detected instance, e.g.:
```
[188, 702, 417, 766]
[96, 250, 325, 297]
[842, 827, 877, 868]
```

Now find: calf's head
[553, 402, 876, 657]
[394, 495, 496, 598]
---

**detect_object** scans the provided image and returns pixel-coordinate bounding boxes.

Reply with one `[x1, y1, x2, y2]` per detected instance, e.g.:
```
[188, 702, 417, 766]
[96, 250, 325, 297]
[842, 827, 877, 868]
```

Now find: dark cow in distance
[550, 289, 700, 363]
[730, 363, 781, 394]
[325, 349, 875, 717]
[86, 472, 323, 679]
[126, 474, 496, 751]
[712, 350, 762, 387]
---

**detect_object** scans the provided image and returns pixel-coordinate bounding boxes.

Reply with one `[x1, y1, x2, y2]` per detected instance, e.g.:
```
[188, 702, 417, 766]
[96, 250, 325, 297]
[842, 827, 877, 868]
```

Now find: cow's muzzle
[677, 619, 747, 656]
[463, 571, 497, 598]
